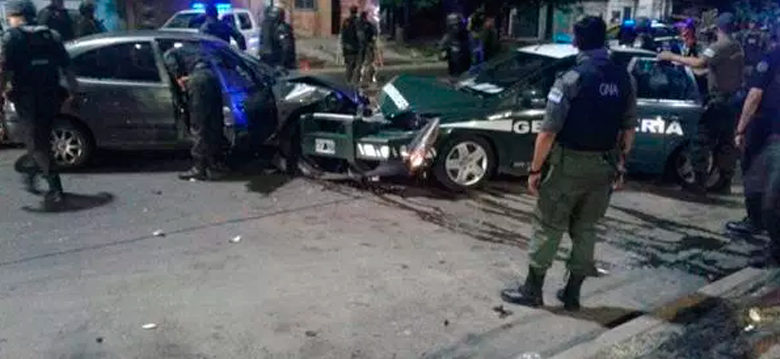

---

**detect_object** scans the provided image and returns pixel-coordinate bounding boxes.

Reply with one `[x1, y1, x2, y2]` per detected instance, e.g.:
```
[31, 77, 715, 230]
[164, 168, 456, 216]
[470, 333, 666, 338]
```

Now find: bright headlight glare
[357, 143, 390, 159]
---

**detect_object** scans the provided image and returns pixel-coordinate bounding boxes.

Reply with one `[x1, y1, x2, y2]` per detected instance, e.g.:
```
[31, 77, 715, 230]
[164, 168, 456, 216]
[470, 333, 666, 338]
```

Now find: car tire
[50, 119, 94, 169]
[666, 145, 727, 191]
[433, 136, 495, 192]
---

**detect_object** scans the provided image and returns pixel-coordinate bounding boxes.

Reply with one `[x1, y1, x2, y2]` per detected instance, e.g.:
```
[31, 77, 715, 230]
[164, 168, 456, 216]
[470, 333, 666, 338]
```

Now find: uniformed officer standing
[199, 4, 246, 51]
[1, 0, 79, 207]
[739, 18, 768, 76]
[75, 1, 103, 38]
[341, 6, 361, 85]
[439, 13, 471, 77]
[163, 43, 226, 181]
[37, 0, 73, 42]
[358, 11, 377, 87]
[659, 13, 744, 195]
[501, 16, 637, 310]
[273, 7, 296, 70]
[732, 28, 780, 266]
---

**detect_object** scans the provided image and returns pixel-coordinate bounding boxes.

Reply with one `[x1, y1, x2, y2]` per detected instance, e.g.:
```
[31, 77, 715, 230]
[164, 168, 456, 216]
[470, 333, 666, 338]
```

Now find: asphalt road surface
[0, 147, 760, 358]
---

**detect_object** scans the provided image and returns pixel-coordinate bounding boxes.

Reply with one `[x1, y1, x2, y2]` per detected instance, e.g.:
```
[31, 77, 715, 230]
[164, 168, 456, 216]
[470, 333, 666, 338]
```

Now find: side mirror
[519, 89, 545, 109]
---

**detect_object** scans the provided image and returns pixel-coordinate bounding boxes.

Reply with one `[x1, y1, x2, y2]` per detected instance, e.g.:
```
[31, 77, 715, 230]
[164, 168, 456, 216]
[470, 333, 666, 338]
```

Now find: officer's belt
[550, 144, 619, 170]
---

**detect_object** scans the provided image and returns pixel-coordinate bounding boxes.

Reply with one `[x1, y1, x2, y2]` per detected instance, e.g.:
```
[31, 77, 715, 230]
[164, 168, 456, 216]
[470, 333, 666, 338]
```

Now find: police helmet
[267, 6, 281, 21]
[573, 16, 607, 51]
[79, 1, 95, 16]
[5, 0, 36, 20]
[205, 3, 219, 18]
[716, 12, 736, 34]
[446, 13, 464, 27]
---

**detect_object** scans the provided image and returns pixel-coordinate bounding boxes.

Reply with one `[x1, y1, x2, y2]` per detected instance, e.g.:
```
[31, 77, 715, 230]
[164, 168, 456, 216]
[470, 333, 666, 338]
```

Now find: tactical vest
[557, 59, 632, 152]
[743, 32, 764, 65]
[10, 26, 61, 91]
[200, 20, 231, 43]
[341, 17, 360, 54]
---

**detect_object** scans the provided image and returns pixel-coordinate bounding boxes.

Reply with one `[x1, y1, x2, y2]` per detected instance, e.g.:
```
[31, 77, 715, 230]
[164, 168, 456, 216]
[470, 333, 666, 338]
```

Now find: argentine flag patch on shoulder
[703, 48, 716, 58]
[547, 88, 563, 104]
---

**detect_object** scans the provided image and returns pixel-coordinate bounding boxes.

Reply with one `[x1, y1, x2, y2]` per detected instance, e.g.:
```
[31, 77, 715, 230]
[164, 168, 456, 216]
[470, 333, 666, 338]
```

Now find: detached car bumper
[299, 112, 439, 181]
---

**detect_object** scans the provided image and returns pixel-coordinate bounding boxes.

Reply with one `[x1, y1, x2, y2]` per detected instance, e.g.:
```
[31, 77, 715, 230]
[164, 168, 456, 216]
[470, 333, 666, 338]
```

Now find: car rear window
[164, 13, 202, 28]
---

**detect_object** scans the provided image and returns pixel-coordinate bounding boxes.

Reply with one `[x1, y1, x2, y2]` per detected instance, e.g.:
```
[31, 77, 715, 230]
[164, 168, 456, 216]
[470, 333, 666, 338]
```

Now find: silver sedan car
[3, 31, 364, 168]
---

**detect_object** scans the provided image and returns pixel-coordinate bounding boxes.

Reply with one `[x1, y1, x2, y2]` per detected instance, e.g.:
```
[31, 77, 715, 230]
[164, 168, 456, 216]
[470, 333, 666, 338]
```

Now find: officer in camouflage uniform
[199, 3, 246, 51]
[1, 0, 79, 208]
[501, 16, 637, 311]
[163, 43, 226, 181]
[341, 6, 361, 85]
[659, 13, 744, 195]
[733, 26, 780, 267]
[439, 13, 471, 77]
[75, 1, 104, 38]
[274, 7, 296, 70]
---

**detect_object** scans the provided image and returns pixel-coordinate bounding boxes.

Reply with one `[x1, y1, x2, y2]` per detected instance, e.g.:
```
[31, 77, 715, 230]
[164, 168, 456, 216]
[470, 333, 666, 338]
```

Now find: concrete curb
[549, 267, 770, 359]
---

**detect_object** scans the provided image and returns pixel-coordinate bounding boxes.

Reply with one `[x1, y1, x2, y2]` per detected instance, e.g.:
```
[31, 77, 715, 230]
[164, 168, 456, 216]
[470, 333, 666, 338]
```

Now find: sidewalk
[551, 268, 780, 359]
[296, 36, 441, 69]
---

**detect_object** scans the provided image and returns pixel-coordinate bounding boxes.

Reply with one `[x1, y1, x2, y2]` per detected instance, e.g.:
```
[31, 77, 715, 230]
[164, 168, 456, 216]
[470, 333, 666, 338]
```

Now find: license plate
[315, 138, 336, 155]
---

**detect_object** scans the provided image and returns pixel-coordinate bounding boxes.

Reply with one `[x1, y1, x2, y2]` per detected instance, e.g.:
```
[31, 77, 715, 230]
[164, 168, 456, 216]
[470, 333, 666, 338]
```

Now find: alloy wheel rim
[445, 141, 488, 186]
[51, 129, 85, 166]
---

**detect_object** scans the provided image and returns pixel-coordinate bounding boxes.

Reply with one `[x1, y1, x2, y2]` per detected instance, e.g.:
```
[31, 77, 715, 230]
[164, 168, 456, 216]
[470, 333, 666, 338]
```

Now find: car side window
[238, 13, 252, 30]
[631, 58, 696, 101]
[73, 42, 160, 82]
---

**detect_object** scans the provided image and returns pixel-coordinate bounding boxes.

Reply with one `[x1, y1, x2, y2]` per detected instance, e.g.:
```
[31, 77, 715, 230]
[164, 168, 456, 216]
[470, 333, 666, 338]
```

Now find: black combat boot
[42, 174, 65, 210]
[727, 217, 765, 236]
[501, 266, 545, 307]
[556, 273, 586, 311]
[178, 163, 208, 181]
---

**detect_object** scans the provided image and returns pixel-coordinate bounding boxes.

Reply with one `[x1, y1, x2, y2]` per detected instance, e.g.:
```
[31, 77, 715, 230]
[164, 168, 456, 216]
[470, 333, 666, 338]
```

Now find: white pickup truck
[161, 6, 260, 56]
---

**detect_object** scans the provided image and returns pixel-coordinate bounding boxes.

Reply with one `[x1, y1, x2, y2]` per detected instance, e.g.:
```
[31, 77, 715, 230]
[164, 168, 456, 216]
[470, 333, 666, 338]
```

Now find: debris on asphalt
[438, 260, 446, 264]
[189, 178, 197, 182]
[596, 267, 610, 276]
[142, 323, 158, 330]
[749, 307, 762, 323]
[229, 235, 242, 243]
[744, 324, 755, 332]
[402, 329, 412, 336]
[492, 305, 513, 319]
[152, 190, 162, 195]
[400, 264, 409, 269]
[305, 330, 317, 337]
[152, 230, 165, 237]
[96, 337, 103, 343]
[444, 319, 449, 327]
[142, 208, 149, 213]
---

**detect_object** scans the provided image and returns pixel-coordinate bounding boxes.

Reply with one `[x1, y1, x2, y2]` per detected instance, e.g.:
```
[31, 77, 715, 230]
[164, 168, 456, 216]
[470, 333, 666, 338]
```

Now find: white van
[161, 6, 260, 56]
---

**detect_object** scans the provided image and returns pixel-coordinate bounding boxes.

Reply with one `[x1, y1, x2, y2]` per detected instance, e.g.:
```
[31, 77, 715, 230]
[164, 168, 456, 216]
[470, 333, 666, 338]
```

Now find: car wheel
[668, 145, 726, 191]
[433, 136, 495, 192]
[50, 120, 94, 169]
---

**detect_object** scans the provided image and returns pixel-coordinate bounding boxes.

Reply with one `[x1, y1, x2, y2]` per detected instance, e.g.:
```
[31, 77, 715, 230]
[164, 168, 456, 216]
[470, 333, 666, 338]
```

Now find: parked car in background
[2, 31, 366, 169]
[301, 44, 723, 192]
[161, 3, 260, 56]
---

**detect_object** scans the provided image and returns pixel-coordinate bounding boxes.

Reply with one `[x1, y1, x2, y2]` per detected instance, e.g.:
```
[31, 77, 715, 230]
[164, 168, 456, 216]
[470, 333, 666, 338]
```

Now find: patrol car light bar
[191, 2, 232, 12]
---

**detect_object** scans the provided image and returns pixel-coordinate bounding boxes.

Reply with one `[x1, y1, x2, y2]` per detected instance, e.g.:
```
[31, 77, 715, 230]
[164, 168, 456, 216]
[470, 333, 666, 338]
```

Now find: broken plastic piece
[142, 323, 157, 330]
[230, 236, 242, 243]
[744, 324, 755, 332]
[152, 230, 165, 237]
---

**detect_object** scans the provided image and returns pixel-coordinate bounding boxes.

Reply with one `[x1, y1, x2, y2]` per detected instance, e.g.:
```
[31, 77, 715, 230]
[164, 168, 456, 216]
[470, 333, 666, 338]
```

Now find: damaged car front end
[299, 110, 440, 182]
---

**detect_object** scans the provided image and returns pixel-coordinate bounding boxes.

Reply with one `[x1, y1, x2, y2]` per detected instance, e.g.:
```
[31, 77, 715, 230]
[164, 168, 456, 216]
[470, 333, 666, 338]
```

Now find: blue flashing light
[191, 2, 232, 12]
[622, 19, 635, 27]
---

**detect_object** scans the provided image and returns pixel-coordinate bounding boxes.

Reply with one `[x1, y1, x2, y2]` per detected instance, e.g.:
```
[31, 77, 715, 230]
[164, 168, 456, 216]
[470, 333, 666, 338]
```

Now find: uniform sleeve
[51, 31, 70, 68]
[540, 70, 580, 133]
[621, 75, 638, 130]
[701, 41, 723, 67]
[748, 55, 774, 91]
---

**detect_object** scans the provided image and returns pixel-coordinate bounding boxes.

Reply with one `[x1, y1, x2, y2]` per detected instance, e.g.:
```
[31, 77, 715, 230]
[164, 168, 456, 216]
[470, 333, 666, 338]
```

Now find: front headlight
[5, 101, 16, 113]
[357, 143, 391, 160]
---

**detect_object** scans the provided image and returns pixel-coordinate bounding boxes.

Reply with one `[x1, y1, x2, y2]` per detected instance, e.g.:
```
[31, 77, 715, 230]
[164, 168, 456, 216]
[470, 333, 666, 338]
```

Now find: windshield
[457, 51, 563, 95]
[164, 13, 203, 28]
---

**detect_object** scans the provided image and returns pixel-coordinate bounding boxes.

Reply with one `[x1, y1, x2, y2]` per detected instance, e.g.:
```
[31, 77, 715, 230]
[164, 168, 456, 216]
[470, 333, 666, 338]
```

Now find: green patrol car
[301, 44, 716, 192]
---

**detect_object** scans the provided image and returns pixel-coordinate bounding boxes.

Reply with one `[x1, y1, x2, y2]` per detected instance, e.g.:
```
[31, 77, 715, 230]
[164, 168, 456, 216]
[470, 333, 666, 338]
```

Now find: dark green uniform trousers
[529, 146, 616, 276]
[693, 93, 738, 183]
[187, 67, 224, 170]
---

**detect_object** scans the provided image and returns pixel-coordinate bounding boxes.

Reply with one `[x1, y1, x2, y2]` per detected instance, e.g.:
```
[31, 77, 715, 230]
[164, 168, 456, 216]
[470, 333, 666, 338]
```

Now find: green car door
[628, 57, 702, 177]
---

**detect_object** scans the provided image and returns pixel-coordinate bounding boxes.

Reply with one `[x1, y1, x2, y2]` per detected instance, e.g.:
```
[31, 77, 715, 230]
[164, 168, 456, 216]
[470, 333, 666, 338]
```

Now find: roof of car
[517, 43, 656, 59]
[66, 31, 220, 52]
